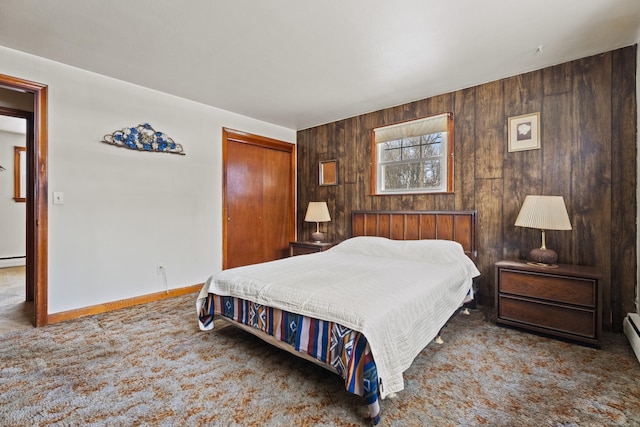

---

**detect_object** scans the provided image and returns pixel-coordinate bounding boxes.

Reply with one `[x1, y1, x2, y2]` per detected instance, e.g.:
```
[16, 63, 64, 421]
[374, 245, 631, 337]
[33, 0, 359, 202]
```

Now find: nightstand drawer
[291, 245, 321, 256]
[499, 295, 597, 338]
[499, 269, 596, 308]
[289, 241, 335, 256]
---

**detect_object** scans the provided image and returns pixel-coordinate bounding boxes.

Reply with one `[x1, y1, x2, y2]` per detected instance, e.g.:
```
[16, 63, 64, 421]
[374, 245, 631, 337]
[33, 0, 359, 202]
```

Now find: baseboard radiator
[624, 313, 640, 364]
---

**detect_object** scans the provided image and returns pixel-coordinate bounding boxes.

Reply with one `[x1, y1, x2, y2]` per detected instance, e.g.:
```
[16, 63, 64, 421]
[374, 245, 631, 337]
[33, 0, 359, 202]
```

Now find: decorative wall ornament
[102, 123, 185, 155]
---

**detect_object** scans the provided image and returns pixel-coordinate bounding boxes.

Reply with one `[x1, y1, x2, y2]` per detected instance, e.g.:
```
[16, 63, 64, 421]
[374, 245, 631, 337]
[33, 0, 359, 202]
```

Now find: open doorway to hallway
[0, 104, 31, 331]
[0, 75, 48, 327]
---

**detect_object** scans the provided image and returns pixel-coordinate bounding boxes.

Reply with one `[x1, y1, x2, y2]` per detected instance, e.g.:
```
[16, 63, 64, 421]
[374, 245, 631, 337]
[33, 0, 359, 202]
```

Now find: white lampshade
[515, 195, 571, 265]
[515, 195, 572, 231]
[304, 202, 331, 243]
[304, 202, 331, 223]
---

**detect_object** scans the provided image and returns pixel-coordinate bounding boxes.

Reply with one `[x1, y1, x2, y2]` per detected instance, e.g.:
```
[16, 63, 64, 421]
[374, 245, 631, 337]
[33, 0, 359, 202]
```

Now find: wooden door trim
[0, 74, 48, 326]
[222, 128, 296, 269]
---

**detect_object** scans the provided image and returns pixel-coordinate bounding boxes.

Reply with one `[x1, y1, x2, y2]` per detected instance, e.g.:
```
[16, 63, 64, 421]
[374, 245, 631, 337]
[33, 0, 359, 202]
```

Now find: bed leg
[435, 335, 444, 344]
[370, 413, 381, 425]
[365, 400, 381, 425]
[462, 308, 470, 315]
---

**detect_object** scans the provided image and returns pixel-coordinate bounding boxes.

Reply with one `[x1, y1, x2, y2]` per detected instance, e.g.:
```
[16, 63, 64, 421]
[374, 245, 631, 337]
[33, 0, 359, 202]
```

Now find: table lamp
[304, 202, 331, 243]
[514, 195, 572, 266]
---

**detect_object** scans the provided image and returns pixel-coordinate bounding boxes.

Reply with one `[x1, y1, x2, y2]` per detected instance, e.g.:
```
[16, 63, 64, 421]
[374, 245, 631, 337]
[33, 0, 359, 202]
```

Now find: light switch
[53, 192, 64, 205]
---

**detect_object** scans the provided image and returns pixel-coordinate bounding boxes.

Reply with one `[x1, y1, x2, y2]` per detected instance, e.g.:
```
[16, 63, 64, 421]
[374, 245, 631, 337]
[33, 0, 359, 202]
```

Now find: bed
[197, 210, 479, 424]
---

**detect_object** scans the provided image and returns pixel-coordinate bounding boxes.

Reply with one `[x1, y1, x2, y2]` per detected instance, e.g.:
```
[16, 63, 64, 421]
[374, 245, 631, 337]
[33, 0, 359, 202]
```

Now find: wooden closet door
[261, 147, 294, 259]
[223, 129, 295, 269]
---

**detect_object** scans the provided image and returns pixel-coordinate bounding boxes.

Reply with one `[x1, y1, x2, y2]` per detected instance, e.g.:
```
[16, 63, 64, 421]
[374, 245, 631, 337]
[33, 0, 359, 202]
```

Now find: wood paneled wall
[296, 46, 637, 332]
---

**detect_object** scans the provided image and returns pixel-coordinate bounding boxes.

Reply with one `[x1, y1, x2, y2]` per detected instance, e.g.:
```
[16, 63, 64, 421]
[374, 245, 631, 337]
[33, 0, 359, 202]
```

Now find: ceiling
[0, 0, 638, 130]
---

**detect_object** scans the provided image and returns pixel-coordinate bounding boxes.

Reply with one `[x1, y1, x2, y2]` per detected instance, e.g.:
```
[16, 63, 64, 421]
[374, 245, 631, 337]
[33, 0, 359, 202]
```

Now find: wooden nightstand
[495, 260, 602, 347]
[289, 241, 335, 256]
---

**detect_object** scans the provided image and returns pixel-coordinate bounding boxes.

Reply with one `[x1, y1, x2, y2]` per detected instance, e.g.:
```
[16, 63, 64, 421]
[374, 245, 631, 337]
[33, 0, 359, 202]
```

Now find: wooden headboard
[351, 210, 478, 262]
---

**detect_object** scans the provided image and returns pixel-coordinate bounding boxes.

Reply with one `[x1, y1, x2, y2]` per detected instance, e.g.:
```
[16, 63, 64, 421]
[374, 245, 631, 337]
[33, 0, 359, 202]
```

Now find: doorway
[0, 112, 30, 331]
[0, 74, 48, 327]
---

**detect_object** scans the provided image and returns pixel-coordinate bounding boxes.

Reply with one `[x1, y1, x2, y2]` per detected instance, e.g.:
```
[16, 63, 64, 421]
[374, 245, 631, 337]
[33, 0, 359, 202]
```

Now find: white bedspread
[197, 236, 480, 398]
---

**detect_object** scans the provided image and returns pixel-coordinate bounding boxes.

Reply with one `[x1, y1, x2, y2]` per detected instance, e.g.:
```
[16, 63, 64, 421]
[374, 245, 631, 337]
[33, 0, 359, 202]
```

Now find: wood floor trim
[47, 284, 203, 324]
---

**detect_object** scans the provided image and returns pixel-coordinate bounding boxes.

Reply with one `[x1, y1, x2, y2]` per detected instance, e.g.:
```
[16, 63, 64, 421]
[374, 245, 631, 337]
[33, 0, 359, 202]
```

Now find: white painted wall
[0, 130, 26, 266]
[0, 46, 296, 314]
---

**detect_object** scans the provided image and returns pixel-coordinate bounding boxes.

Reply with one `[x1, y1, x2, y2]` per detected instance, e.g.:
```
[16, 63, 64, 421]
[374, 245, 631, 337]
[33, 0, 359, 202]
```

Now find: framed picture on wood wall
[319, 159, 338, 186]
[508, 112, 540, 152]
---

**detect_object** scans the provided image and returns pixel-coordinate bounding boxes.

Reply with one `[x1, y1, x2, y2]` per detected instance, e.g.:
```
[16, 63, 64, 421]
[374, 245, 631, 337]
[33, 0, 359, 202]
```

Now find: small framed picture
[508, 112, 540, 152]
[319, 159, 338, 186]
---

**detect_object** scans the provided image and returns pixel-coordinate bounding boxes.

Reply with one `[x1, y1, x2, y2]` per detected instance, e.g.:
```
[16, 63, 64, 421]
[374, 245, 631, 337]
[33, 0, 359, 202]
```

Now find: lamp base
[528, 248, 558, 265]
[311, 231, 325, 243]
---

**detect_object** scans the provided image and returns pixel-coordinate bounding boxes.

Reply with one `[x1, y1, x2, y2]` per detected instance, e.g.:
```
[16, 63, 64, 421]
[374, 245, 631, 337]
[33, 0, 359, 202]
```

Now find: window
[14, 146, 26, 202]
[371, 112, 453, 194]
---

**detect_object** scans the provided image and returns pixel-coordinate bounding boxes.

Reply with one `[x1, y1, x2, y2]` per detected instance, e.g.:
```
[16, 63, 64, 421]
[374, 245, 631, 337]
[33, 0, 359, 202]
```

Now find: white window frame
[371, 112, 454, 195]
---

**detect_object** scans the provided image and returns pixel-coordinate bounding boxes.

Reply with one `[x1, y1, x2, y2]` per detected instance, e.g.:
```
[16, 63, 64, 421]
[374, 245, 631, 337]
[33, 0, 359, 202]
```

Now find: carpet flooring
[0, 266, 33, 333]
[1, 292, 639, 426]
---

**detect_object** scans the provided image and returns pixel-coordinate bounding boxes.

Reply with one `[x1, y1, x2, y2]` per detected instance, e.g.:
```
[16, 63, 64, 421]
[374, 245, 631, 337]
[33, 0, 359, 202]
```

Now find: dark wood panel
[572, 53, 613, 326]
[454, 87, 476, 210]
[344, 117, 358, 184]
[610, 46, 638, 326]
[541, 93, 573, 262]
[475, 80, 504, 180]
[543, 61, 572, 95]
[503, 70, 543, 116]
[297, 46, 637, 331]
[502, 71, 543, 262]
[475, 178, 503, 300]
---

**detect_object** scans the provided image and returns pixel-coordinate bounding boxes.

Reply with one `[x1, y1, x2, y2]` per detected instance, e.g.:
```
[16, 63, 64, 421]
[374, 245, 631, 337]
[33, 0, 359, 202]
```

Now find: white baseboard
[623, 313, 640, 365]
[0, 258, 26, 268]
